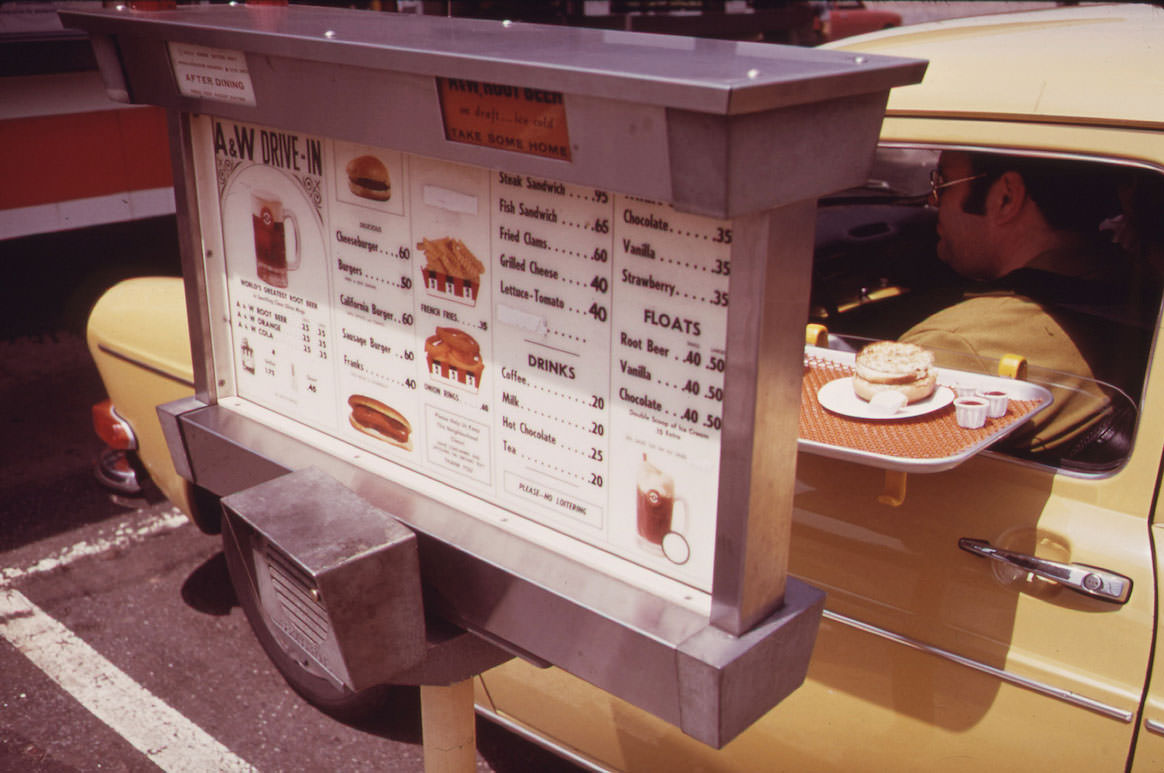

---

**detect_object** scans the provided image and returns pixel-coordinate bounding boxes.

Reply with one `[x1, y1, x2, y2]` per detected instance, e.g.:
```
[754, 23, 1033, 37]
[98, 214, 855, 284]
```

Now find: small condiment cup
[954, 397, 988, 429]
[975, 388, 1009, 418]
[952, 381, 976, 398]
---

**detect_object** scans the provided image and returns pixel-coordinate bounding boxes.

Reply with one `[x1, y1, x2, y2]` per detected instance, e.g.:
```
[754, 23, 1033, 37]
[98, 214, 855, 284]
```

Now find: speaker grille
[263, 543, 329, 650]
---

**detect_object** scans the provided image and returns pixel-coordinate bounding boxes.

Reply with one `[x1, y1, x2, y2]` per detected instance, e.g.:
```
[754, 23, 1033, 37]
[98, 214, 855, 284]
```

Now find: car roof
[823, 3, 1164, 130]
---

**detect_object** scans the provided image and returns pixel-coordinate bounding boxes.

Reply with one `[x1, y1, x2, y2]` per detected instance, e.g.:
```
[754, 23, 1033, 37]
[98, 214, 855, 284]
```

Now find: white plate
[817, 378, 954, 420]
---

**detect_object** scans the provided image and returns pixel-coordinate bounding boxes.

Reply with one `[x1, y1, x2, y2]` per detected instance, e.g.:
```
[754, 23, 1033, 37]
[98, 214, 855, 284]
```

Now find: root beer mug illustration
[251, 190, 300, 287]
[636, 454, 691, 564]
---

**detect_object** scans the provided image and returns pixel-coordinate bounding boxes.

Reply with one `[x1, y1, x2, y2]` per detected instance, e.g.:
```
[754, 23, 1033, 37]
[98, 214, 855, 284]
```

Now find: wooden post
[421, 679, 476, 773]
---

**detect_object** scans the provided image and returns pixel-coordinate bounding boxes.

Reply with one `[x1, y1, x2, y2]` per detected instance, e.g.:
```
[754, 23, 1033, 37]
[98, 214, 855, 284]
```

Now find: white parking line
[1, 589, 257, 772]
[0, 506, 188, 587]
[1, 507, 255, 771]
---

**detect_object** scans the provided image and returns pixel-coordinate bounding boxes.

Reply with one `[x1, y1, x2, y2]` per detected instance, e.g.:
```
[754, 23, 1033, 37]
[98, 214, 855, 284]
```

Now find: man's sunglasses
[929, 169, 987, 206]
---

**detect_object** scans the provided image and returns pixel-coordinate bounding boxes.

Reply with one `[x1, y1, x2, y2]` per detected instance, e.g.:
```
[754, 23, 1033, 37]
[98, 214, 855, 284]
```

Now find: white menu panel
[200, 118, 731, 590]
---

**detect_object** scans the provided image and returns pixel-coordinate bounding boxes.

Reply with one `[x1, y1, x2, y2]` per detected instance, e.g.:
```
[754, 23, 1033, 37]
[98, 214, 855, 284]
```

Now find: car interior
[809, 147, 1164, 474]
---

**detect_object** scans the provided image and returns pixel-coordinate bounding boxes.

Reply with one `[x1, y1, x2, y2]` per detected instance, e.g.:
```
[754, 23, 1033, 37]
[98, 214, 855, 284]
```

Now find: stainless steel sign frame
[63, 4, 924, 747]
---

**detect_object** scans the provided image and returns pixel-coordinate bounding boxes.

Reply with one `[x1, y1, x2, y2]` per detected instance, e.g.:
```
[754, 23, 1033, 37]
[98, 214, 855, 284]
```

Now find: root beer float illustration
[418, 237, 485, 305]
[636, 454, 691, 565]
[424, 327, 485, 391]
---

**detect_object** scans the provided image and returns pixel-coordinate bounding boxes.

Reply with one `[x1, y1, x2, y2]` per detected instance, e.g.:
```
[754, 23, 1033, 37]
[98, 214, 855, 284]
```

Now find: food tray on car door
[798, 345, 1053, 472]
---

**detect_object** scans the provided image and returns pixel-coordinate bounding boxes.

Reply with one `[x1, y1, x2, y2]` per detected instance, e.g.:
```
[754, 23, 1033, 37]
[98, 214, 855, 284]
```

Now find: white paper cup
[975, 389, 1009, 418]
[954, 397, 989, 429]
[952, 381, 976, 398]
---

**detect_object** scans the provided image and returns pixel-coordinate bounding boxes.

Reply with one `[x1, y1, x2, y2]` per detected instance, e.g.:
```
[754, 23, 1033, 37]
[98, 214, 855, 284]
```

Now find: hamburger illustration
[347, 394, 412, 450]
[852, 341, 937, 404]
[418, 237, 485, 305]
[425, 327, 484, 391]
[345, 155, 391, 201]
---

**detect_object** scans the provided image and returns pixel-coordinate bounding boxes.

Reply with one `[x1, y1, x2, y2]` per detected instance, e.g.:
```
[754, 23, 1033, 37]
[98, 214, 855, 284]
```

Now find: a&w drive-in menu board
[198, 117, 732, 591]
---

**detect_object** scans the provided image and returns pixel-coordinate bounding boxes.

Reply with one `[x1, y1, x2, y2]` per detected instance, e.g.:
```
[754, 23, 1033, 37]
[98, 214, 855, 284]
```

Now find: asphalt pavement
[0, 220, 584, 773]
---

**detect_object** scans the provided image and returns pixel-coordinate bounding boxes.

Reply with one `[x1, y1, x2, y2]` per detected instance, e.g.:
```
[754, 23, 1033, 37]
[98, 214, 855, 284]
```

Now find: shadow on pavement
[1, 216, 181, 552]
[179, 551, 237, 616]
[179, 550, 584, 770]
[0, 333, 167, 553]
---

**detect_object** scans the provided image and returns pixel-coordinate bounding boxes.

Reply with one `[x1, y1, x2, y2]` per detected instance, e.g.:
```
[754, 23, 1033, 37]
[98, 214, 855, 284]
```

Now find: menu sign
[200, 117, 731, 590]
[437, 77, 572, 161]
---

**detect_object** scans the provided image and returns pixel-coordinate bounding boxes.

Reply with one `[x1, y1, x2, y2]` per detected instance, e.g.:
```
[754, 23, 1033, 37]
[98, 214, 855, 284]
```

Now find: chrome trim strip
[1145, 718, 1164, 737]
[476, 704, 615, 773]
[825, 610, 1135, 723]
[881, 110, 1164, 134]
[97, 344, 196, 389]
[879, 140, 1164, 176]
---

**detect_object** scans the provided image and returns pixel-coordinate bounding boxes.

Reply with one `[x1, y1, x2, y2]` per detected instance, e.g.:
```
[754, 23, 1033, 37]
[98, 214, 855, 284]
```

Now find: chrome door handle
[958, 538, 1132, 604]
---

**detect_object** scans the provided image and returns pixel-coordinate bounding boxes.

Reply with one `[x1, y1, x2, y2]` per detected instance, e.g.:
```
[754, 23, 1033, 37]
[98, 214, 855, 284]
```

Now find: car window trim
[835, 142, 1164, 477]
[882, 111, 1164, 134]
[877, 140, 1164, 177]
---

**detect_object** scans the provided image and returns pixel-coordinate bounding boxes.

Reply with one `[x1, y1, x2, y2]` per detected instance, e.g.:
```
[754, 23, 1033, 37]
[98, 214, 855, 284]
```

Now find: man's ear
[989, 170, 1028, 224]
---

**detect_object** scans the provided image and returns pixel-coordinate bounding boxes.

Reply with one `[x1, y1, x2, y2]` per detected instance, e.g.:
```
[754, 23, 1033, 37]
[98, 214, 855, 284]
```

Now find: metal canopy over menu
[200, 115, 731, 589]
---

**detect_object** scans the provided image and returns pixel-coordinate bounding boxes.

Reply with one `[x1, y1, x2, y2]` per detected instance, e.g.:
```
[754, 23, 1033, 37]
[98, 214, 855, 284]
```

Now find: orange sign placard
[437, 78, 572, 162]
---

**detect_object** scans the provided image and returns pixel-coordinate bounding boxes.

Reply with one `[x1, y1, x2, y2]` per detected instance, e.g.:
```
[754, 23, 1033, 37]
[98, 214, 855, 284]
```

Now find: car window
[810, 147, 1164, 474]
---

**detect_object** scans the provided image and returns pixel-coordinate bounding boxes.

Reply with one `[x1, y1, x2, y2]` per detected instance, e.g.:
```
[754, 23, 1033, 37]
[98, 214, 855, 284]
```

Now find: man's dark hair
[961, 153, 1119, 233]
[1125, 169, 1164, 246]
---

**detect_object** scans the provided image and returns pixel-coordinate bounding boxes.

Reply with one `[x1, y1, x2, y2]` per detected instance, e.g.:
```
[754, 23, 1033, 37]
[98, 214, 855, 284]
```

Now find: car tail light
[92, 399, 137, 451]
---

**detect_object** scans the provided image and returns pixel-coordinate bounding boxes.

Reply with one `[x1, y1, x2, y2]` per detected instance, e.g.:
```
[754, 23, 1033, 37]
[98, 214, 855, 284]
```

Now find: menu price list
[491, 172, 615, 538]
[201, 117, 730, 590]
[608, 196, 730, 573]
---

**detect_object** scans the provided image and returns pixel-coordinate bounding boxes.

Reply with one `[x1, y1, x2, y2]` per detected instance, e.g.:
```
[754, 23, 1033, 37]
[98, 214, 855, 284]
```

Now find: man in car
[900, 150, 1146, 461]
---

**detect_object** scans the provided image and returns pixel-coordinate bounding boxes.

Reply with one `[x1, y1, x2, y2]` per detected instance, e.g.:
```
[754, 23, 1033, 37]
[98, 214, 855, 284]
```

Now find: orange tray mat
[800, 353, 1044, 466]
